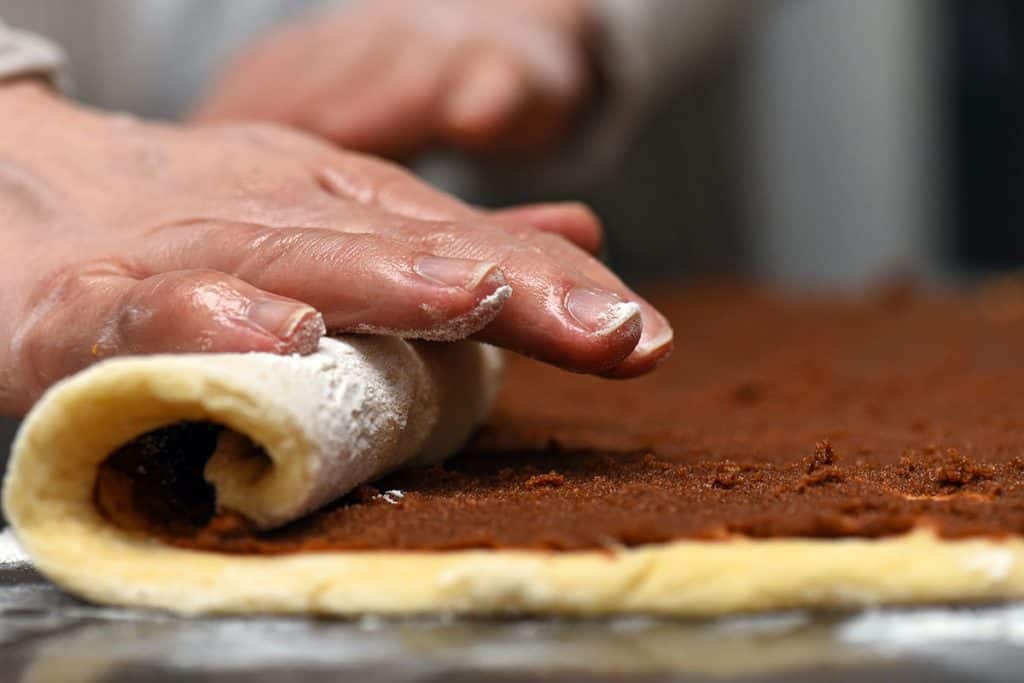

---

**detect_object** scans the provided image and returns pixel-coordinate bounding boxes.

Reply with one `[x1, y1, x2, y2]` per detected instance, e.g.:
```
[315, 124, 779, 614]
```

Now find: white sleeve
[0, 19, 66, 89]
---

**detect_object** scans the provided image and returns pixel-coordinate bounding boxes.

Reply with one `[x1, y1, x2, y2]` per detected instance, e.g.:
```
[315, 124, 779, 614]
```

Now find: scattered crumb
[797, 467, 846, 492]
[805, 440, 838, 474]
[712, 462, 741, 489]
[525, 472, 566, 489]
[937, 448, 994, 487]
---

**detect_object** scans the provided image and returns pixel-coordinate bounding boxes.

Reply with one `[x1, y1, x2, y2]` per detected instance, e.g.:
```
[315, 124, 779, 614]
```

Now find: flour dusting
[961, 549, 1015, 581]
[0, 529, 29, 567]
[374, 490, 405, 505]
[200, 336, 501, 528]
[590, 301, 641, 336]
[352, 283, 511, 342]
[840, 605, 1024, 648]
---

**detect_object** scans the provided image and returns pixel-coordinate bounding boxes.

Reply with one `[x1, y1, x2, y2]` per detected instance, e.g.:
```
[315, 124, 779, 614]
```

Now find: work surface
[3, 559, 1023, 683]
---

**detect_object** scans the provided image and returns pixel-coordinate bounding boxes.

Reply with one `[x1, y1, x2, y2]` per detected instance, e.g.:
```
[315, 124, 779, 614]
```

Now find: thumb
[12, 267, 324, 411]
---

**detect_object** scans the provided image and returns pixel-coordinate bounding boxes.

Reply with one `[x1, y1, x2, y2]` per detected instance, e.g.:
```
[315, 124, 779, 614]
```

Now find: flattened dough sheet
[6, 336, 1024, 616]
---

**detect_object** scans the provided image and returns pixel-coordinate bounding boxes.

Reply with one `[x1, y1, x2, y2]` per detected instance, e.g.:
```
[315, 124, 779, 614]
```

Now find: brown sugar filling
[95, 282, 1024, 553]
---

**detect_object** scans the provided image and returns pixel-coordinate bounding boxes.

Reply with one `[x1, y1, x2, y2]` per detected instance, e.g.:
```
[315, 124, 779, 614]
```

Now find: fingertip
[339, 257, 511, 342]
[478, 285, 642, 374]
[194, 283, 325, 356]
[275, 308, 325, 355]
[559, 293, 644, 372]
[406, 260, 512, 341]
[601, 308, 675, 379]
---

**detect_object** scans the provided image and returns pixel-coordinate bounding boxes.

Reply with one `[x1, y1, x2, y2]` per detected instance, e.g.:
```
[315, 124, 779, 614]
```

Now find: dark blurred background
[950, 0, 1024, 271]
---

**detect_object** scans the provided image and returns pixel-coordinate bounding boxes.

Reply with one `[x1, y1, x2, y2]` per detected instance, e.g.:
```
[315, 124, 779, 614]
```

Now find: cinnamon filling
[95, 282, 1024, 553]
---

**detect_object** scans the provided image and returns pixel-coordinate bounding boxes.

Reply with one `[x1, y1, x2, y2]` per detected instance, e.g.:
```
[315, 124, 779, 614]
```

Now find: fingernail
[601, 309, 674, 378]
[634, 311, 674, 357]
[415, 255, 501, 290]
[248, 297, 323, 342]
[564, 288, 642, 336]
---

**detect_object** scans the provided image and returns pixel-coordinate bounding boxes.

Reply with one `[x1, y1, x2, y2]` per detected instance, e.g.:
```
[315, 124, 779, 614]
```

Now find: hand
[193, 0, 596, 160]
[0, 83, 671, 414]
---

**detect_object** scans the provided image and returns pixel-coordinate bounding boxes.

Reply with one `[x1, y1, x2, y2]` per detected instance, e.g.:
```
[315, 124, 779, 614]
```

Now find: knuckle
[515, 230, 588, 268]
[122, 270, 247, 343]
[236, 227, 398, 279]
[409, 221, 466, 252]
[318, 153, 397, 200]
[12, 259, 131, 393]
[531, 229, 577, 252]
[13, 322, 57, 397]
[233, 120, 293, 138]
[494, 220, 537, 241]
[346, 153, 414, 187]
[489, 223, 564, 262]
[322, 231, 401, 268]
[131, 269, 218, 311]
[38, 259, 134, 296]
[225, 120, 317, 148]
[230, 227, 305, 277]
[403, 219, 575, 274]
[150, 219, 270, 272]
[316, 165, 378, 204]
[213, 121, 337, 166]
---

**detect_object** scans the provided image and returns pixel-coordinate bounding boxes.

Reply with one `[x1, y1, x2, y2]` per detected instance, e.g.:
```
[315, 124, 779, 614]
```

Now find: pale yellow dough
[5, 338, 1024, 616]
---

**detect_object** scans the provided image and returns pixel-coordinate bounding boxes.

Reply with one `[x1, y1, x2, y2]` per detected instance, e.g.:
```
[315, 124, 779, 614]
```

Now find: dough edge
[7, 348, 1024, 616]
[12, 510, 1024, 616]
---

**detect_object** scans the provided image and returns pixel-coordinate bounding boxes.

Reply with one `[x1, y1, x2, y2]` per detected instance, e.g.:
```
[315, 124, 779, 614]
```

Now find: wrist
[0, 77, 59, 111]
[0, 79, 71, 148]
[0, 79, 109, 173]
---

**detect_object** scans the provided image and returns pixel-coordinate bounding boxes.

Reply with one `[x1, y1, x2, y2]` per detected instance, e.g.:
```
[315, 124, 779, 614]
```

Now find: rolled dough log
[16, 336, 501, 530]
[2, 338, 509, 608]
